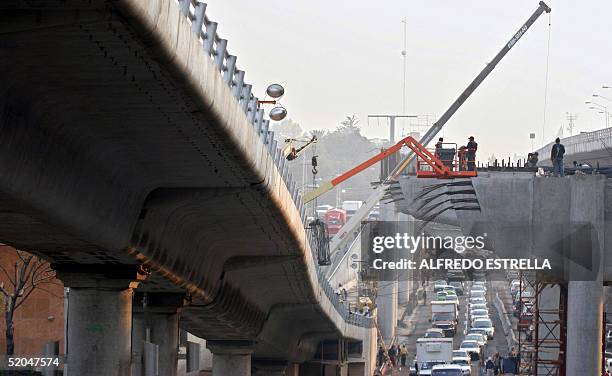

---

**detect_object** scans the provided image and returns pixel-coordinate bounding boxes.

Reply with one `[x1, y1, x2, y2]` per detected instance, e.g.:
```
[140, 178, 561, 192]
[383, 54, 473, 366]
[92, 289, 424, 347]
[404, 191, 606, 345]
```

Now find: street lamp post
[586, 101, 610, 128]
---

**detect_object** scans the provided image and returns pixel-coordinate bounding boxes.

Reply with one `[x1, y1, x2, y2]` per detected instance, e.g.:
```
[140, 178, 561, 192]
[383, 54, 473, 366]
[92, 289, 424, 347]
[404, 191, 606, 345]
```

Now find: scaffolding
[517, 271, 567, 376]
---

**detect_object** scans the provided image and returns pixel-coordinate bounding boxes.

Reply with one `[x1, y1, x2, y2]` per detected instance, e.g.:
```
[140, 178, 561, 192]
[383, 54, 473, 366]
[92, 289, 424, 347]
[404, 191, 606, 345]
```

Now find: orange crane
[304, 137, 475, 203]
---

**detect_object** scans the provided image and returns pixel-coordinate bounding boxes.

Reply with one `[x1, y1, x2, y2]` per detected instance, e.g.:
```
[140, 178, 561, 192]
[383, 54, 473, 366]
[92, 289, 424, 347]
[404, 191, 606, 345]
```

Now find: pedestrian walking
[550, 137, 565, 177]
[376, 345, 385, 367]
[485, 357, 495, 376]
[388, 345, 397, 368]
[493, 352, 501, 375]
[400, 344, 408, 368]
[421, 289, 427, 305]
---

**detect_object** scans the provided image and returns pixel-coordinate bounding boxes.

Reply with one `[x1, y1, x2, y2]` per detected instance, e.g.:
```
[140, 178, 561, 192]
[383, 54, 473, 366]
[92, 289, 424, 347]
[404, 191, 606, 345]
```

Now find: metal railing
[175, 0, 372, 328]
[536, 127, 612, 158]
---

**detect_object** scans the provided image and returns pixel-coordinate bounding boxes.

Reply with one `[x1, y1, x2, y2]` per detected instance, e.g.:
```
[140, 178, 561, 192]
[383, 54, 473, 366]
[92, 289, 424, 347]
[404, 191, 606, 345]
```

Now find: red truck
[324, 208, 347, 236]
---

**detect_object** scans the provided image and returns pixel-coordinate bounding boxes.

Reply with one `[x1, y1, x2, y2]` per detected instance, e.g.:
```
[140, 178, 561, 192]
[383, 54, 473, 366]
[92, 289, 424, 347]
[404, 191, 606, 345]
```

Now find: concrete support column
[376, 280, 397, 342]
[132, 292, 184, 376]
[378, 201, 398, 342]
[565, 175, 605, 375]
[55, 265, 145, 376]
[566, 281, 602, 375]
[207, 340, 254, 376]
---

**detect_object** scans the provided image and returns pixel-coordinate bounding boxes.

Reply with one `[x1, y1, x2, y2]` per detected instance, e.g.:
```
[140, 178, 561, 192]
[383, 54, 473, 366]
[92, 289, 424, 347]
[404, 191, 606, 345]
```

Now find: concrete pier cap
[207, 340, 255, 376]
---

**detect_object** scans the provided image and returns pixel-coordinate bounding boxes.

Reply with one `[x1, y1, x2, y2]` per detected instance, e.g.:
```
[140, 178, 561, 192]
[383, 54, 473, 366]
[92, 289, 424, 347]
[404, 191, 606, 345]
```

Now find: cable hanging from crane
[541, 11, 552, 147]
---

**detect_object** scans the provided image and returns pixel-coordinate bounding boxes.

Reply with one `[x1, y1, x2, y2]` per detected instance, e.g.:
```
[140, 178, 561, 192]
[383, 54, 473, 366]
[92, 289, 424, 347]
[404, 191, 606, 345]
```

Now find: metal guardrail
[175, 0, 373, 328]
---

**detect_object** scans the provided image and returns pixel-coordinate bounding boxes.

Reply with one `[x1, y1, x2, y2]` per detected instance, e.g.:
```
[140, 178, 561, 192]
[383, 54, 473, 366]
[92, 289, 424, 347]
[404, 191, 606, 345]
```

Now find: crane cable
[541, 12, 552, 148]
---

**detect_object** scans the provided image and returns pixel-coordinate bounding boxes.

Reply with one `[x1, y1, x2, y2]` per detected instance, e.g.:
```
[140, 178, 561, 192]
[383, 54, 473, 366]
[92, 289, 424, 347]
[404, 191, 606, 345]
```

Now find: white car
[470, 302, 487, 310]
[453, 350, 469, 358]
[460, 340, 481, 359]
[469, 308, 489, 317]
[451, 356, 472, 375]
[469, 297, 486, 306]
[472, 318, 495, 339]
[465, 333, 487, 347]
[431, 364, 464, 376]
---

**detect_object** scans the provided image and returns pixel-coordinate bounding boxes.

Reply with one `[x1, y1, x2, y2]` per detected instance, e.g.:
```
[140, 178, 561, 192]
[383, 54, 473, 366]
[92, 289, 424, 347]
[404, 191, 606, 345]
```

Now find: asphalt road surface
[393, 279, 510, 376]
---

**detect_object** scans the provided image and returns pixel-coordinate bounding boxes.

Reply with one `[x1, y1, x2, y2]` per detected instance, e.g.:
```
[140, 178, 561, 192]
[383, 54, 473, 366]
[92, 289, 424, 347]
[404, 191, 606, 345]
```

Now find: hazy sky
[206, 1, 612, 161]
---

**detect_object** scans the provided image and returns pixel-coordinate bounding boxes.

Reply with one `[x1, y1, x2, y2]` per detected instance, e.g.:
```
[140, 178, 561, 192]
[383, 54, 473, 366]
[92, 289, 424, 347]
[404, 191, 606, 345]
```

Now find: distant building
[0, 246, 64, 355]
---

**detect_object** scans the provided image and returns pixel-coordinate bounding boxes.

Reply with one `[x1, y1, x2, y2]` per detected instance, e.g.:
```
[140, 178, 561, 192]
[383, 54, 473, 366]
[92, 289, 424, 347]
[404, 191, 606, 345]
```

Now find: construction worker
[550, 137, 565, 177]
[466, 136, 478, 171]
[527, 152, 539, 168]
[458, 146, 467, 171]
[435, 137, 444, 158]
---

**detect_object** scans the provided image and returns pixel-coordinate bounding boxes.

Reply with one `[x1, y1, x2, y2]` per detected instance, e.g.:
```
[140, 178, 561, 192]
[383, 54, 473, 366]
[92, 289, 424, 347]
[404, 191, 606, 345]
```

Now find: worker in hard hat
[466, 136, 478, 171]
[435, 137, 444, 159]
[458, 146, 467, 171]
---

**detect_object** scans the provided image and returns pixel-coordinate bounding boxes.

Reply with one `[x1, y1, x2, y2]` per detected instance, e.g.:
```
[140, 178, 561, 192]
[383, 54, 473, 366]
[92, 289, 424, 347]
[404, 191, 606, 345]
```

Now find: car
[452, 350, 469, 358]
[470, 308, 488, 317]
[470, 308, 489, 317]
[449, 281, 464, 295]
[472, 318, 495, 339]
[510, 279, 521, 294]
[436, 291, 448, 301]
[470, 291, 486, 301]
[469, 297, 486, 306]
[424, 328, 445, 338]
[434, 280, 448, 292]
[431, 364, 464, 376]
[514, 288, 535, 302]
[443, 285, 456, 293]
[418, 360, 447, 375]
[469, 327, 489, 338]
[459, 340, 481, 361]
[465, 333, 487, 347]
[470, 303, 488, 312]
[445, 295, 459, 305]
[451, 356, 471, 376]
[471, 284, 486, 293]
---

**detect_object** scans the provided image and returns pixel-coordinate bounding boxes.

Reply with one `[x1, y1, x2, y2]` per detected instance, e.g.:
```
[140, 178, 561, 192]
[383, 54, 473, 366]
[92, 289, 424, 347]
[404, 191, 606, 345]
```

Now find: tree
[270, 118, 304, 141]
[338, 114, 360, 135]
[0, 249, 57, 355]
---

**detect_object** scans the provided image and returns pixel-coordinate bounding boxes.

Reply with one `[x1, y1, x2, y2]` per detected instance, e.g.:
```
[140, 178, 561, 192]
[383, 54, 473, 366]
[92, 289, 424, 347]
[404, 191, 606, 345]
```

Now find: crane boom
[304, 0, 551, 205]
[313, 1, 551, 260]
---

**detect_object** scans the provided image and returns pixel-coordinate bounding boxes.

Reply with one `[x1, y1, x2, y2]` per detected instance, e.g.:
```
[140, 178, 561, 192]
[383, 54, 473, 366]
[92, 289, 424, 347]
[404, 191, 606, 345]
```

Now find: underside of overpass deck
[0, 0, 371, 363]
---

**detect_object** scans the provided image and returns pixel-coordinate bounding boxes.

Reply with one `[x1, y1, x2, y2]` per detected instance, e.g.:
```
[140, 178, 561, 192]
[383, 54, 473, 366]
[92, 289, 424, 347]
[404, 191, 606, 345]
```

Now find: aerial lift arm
[312, 1, 551, 262]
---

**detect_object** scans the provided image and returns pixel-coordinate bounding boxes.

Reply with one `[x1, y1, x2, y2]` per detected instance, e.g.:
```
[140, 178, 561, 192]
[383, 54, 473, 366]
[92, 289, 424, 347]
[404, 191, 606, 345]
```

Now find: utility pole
[401, 18, 407, 116]
[566, 112, 578, 136]
[368, 114, 417, 144]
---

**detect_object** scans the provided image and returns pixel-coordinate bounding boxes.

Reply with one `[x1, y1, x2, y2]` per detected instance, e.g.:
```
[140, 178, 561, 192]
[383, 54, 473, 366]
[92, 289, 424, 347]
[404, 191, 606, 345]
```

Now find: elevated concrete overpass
[0, 1, 374, 374]
[396, 172, 611, 375]
[536, 127, 612, 168]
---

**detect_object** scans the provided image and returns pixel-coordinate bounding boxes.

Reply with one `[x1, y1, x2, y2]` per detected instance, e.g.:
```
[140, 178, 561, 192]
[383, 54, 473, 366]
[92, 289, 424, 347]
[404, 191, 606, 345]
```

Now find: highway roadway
[393, 279, 511, 375]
